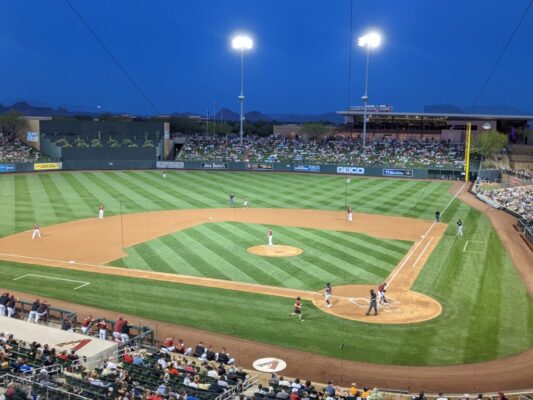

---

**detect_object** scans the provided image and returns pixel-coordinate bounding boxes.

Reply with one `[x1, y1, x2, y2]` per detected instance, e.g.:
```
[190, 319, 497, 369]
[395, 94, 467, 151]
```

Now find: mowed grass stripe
[128, 242, 177, 274]
[37, 174, 76, 219]
[58, 172, 101, 215]
[235, 223, 358, 286]
[193, 172, 288, 208]
[14, 175, 36, 230]
[157, 235, 210, 277]
[125, 171, 213, 209]
[206, 222, 308, 288]
[275, 225, 391, 278]
[238, 223, 382, 286]
[48, 173, 95, 217]
[0, 175, 16, 236]
[82, 172, 146, 211]
[311, 230, 406, 266]
[373, 181, 434, 216]
[463, 230, 502, 362]
[68, 172, 124, 214]
[168, 232, 234, 281]
[103, 172, 172, 210]
[184, 225, 285, 286]
[325, 229, 412, 256]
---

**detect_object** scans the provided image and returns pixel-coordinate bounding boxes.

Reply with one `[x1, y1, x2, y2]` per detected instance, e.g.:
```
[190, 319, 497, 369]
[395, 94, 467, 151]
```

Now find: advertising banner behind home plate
[252, 357, 287, 373]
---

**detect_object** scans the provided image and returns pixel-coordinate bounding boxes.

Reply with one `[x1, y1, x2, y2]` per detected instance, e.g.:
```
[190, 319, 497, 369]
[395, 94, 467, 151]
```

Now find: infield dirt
[0, 208, 445, 324]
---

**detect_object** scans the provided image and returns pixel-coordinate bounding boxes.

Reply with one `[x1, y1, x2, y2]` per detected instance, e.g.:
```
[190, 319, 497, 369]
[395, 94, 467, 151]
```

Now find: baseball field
[0, 170, 531, 373]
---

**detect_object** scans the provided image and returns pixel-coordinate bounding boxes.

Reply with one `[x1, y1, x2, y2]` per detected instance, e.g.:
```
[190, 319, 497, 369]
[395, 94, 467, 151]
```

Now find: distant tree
[299, 123, 329, 140]
[0, 111, 27, 138]
[472, 131, 508, 159]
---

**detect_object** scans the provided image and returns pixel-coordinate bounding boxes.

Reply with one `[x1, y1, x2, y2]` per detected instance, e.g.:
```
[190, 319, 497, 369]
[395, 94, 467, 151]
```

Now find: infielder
[456, 218, 463, 236]
[325, 282, 332, 307]
[347, 207, 353, 222]
[32, 224, 41, 240]
[289, 296, 303, 321]
[267, 228, 273, 246]
[98, 204, 105, 219]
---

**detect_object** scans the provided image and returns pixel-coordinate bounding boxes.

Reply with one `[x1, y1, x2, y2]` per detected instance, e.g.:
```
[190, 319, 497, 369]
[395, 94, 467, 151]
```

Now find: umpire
[365, 289, 378, 316]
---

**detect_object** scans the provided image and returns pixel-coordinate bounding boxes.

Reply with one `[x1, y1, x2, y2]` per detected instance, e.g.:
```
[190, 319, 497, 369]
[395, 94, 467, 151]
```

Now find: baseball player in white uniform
[268, 228, 273, 246]
[456, 219, 463, 236]
[346, 176, 351, 184]
[98, 204, 105, 219]
[243, 196, 248, 208]
[325, 283, 332, 307]
[347, 207, 353, 222]
[32, 224, 42, 239]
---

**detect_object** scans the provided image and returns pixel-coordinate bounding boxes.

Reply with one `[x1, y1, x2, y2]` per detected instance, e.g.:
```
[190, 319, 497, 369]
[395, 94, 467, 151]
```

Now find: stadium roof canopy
[337, 110, 533, 121]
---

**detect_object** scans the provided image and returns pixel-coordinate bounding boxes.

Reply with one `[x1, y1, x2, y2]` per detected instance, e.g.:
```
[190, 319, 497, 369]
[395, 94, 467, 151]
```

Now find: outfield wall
[0, 160, 473, 179]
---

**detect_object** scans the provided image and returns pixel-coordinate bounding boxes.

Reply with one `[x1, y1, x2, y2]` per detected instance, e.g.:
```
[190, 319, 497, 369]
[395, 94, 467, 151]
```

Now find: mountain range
[0, 101, 344, 123]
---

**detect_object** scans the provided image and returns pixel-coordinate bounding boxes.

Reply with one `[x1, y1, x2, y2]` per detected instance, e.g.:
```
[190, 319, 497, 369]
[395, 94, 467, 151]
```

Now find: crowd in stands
[0, 312, 527, 399]
[0, 133, 44, 163]
[178, 135, 465, 168]
[501, 168, 533, 180]
[475, 183, 533, 222]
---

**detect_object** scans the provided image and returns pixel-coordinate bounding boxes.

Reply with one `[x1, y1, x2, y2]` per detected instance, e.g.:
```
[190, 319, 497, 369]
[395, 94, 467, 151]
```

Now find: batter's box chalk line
[12, 274, 90, 290]
[463, 240, 485, 254]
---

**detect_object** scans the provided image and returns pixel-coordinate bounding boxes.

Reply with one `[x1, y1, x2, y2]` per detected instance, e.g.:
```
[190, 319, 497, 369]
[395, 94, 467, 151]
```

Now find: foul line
[12, 273, 90, 290]
[411, 237, 434, 269]
[387, 182, 466, 286]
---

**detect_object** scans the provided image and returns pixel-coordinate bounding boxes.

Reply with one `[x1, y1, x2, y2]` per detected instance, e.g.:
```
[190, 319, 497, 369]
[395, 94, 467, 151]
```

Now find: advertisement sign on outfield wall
[156, 161, 184, 169]
[337, 166, 365, 175]
[245, 163, 273, 170]
[34, 162, 63, 171]
[0, 164, 16, 173]
[383, 168, 414, 177]
[201, 162, 228, 169]
[26, 132, 39, 142]
[294, 165, 321, 172]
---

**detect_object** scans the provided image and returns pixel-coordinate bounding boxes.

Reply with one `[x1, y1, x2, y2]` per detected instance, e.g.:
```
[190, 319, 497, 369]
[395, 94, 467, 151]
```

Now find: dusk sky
[1, 0, 532, 115]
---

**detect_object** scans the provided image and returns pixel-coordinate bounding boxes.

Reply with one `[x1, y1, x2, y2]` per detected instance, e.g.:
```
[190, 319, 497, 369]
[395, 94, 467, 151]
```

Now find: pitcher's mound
[247, 245, 303, 257]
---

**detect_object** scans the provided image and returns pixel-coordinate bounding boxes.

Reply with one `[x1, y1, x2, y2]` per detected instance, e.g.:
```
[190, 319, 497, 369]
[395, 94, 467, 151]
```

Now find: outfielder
[98, 204, 105, 219]
[347, 207, 353, 222]
[243, 196, 248, 208]
[32, 224, 41, 240]
[267, 228, 273, 246]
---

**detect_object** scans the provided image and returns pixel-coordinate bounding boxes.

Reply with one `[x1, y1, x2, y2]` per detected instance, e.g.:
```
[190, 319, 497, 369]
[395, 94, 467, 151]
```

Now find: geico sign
[337, 166, 365, 175]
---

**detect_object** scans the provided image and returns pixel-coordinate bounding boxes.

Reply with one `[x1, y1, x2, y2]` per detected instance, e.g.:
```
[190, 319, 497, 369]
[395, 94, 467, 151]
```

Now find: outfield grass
[0, 171, 531, 366]
[109, 222, 412, 290]
[0, 171, 453, 237]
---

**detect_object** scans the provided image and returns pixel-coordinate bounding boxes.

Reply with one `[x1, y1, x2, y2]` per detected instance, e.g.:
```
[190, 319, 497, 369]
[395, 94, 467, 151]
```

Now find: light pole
[358, 32, 381, 152]
[232, 35, 253, 144]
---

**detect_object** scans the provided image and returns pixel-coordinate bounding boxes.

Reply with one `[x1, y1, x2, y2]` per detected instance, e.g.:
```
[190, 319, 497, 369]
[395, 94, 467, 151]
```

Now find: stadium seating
[177, 135, 465, 168]
[0, 132, 46, 163]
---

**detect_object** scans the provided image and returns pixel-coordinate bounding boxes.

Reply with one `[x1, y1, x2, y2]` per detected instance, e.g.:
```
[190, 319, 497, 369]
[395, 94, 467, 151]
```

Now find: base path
[0, 208, 445, 324]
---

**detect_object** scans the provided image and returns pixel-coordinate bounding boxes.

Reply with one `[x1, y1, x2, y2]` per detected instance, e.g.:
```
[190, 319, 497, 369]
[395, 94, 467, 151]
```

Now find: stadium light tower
[232, 35, 253, 144]
[358, 32, 382, 151]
